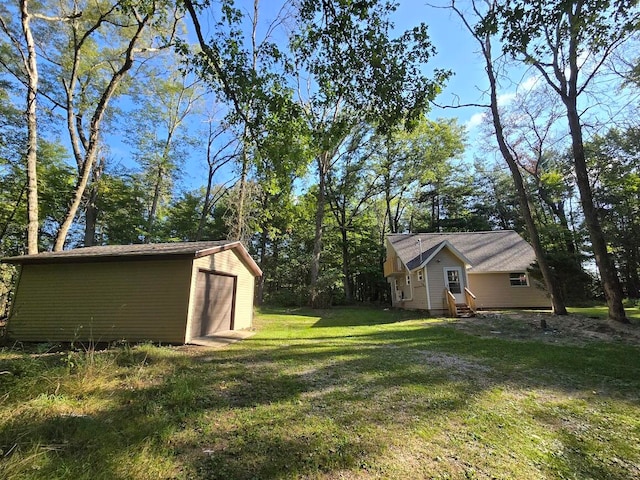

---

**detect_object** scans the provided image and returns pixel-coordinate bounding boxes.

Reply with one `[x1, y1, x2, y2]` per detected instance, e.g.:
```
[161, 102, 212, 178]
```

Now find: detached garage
[2, 241, 262, 344]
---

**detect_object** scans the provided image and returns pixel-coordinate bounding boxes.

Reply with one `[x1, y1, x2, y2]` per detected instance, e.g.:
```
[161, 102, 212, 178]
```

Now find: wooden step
[455, 304, 475, 318]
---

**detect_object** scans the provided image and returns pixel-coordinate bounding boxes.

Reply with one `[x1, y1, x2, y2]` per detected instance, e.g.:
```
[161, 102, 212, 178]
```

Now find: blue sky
[108, 0, 520, 191]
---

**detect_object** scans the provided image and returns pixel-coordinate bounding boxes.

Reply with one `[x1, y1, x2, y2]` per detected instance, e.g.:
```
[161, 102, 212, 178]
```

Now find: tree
[127, 68, 203, 243]
[371, 117, 467, 234]
[0, 0, 43, 253]
[325, 123, 380, 303]
[183, 0, 300, 243]
[450, 0, 568, 318]
[292, 0, 449, 306]
[587, 128, 640, 298]
[485, 0, 637, 321]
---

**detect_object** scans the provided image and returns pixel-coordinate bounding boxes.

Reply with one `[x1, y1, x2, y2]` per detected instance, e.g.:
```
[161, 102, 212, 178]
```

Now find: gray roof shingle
[388, 231, 537, 273]
[2, 241, 238, 264]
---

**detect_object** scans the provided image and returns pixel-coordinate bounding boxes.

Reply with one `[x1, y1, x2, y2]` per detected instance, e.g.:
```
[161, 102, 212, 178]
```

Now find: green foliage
[293, 0, 449, 131]
[586, 127, 640, 298]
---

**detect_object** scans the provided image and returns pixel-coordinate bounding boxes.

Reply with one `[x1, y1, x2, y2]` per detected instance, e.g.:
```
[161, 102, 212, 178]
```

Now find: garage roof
[2, 241, 263, 276]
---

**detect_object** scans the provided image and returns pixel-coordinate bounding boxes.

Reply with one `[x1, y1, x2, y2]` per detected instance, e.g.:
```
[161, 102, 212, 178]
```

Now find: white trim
[444, 266, 465, 303]
[403, 268, 413, 301]
[415, 240, 472, 271]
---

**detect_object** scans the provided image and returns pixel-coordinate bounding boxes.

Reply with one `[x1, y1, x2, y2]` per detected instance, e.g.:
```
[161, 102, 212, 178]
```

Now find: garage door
[193, 271, 236, 337]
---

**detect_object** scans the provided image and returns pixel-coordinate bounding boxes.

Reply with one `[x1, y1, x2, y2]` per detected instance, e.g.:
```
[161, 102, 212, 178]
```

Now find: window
[510, 272, 529, 287]
[446, 269, 462, 294]
[417, 270, 424, 282]
[406, 274, 411, 285]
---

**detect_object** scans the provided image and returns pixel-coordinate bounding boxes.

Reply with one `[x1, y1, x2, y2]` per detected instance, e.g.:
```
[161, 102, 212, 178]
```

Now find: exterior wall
[187, 248, 256, 340]
[426, 248, 467, 315]
[468, 273, 550, 309]
[8, 259, 192, 343]
[389, 268, 428, 310]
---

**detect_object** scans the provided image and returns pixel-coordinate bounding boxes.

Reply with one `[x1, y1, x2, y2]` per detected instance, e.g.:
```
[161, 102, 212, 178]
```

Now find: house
[383, 231, 550, 316]
[2, 241, 262, 344]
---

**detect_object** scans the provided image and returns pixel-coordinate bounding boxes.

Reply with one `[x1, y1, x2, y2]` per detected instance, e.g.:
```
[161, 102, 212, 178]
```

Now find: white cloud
[518, 75, 540, 92]
[465, 112, 486, 130]
[497, 92, 516, 106]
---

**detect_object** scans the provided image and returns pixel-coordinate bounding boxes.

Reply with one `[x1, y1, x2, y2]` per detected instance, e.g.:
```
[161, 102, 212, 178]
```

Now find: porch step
[455, 303, 475, 318]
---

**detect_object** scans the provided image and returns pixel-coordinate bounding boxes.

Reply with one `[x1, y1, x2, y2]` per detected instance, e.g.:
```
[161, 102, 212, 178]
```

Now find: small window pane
[447, 270, 461, 294]
[510, 272, 528, 286]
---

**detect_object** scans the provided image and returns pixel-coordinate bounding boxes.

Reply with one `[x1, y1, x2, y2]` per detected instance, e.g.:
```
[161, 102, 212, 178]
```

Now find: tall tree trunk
[146, 166, 164, 242]
[196, 172, 214, 241]
[340, 224, 353, 303]
[83, 185, 98, 246]
[20, 0, 39, 255]
[565, 100, 627, 322]
[54, 11, 148, 251]
[230, 146, 249, 242]
[310, 152, 329, 307]
[256, 226, 267, 305]
[83, 157, 104, 246]
[482, 33, 567, 319]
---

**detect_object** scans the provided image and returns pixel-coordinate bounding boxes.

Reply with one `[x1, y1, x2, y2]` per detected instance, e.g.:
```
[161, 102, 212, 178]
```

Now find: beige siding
[391, 269, 428, 310]
[468, 273, 550, 309]
[8, 260, 192, 343]
[187, 249, 256, 340]
[426, 248, 467, 315]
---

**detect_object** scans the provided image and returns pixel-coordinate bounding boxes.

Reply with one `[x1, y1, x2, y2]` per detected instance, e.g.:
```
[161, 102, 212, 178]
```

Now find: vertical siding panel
[8, 260, 192, 343]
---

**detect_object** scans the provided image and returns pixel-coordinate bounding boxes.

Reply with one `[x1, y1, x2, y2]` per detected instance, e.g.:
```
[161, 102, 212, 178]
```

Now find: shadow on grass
[1, 307, 639, 479]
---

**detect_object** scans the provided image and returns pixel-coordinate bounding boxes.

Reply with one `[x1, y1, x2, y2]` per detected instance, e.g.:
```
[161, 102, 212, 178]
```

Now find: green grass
[568, 305, 640, 321]
[1, 306, 640, 479]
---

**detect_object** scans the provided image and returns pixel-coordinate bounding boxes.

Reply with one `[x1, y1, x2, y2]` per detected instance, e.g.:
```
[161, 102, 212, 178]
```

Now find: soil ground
[445, 310, 640, 346]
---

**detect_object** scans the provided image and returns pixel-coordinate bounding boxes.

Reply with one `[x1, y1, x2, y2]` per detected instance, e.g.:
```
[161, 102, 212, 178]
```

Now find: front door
[444, 267, 465, 303]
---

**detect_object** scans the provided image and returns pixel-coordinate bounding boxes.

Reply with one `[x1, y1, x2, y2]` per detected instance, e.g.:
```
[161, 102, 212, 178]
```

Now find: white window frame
[417, 270, 424, 282]
[406, 274, 411, 285]
[509, 272, 529, 287]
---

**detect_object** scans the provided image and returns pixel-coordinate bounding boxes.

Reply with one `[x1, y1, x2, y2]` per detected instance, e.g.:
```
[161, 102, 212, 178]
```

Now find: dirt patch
[444, 311, 640, 347]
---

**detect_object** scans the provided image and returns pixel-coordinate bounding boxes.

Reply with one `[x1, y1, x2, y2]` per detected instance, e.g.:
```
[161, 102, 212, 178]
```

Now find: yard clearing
[1, 306, 639, 479]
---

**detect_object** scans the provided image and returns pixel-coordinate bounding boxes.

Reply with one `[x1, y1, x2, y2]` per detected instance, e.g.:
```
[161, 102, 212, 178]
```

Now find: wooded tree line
[0, 0, 638, 319]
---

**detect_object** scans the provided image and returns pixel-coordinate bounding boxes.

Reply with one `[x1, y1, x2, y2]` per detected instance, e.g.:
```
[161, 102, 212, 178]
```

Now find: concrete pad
[189, 329, 255, 348]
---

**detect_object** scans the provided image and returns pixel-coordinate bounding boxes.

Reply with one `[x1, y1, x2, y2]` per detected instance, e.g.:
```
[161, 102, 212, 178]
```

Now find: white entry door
[444, 267, 465, 303]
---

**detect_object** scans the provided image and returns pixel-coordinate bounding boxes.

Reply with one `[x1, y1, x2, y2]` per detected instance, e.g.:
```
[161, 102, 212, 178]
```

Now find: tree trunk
[230, 146, 249, 242]
[340, 224, 353, 303]
[310, 153, 329, 307]
[565, 100, 628, 322]
[83, 185, 98, 247]
[20, 0, 39, 255]
[53, 8, 148, 251]
[145, 166, 164, 242]
[483, 33, 567, 320]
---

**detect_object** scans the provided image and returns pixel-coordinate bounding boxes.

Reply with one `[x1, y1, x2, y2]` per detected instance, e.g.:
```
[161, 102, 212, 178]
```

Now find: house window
[510, 272, 529, 287]
[406, 274, 411, 285]
[417, 270, 424, 282]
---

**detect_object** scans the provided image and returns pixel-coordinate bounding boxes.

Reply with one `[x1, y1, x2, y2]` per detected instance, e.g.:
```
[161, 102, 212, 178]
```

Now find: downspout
[424, 265, 431, 310]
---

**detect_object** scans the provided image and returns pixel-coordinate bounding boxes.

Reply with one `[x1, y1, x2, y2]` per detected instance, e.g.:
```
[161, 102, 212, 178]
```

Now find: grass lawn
[568, 305, 640, 321]
[1, 306, 640, 479]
